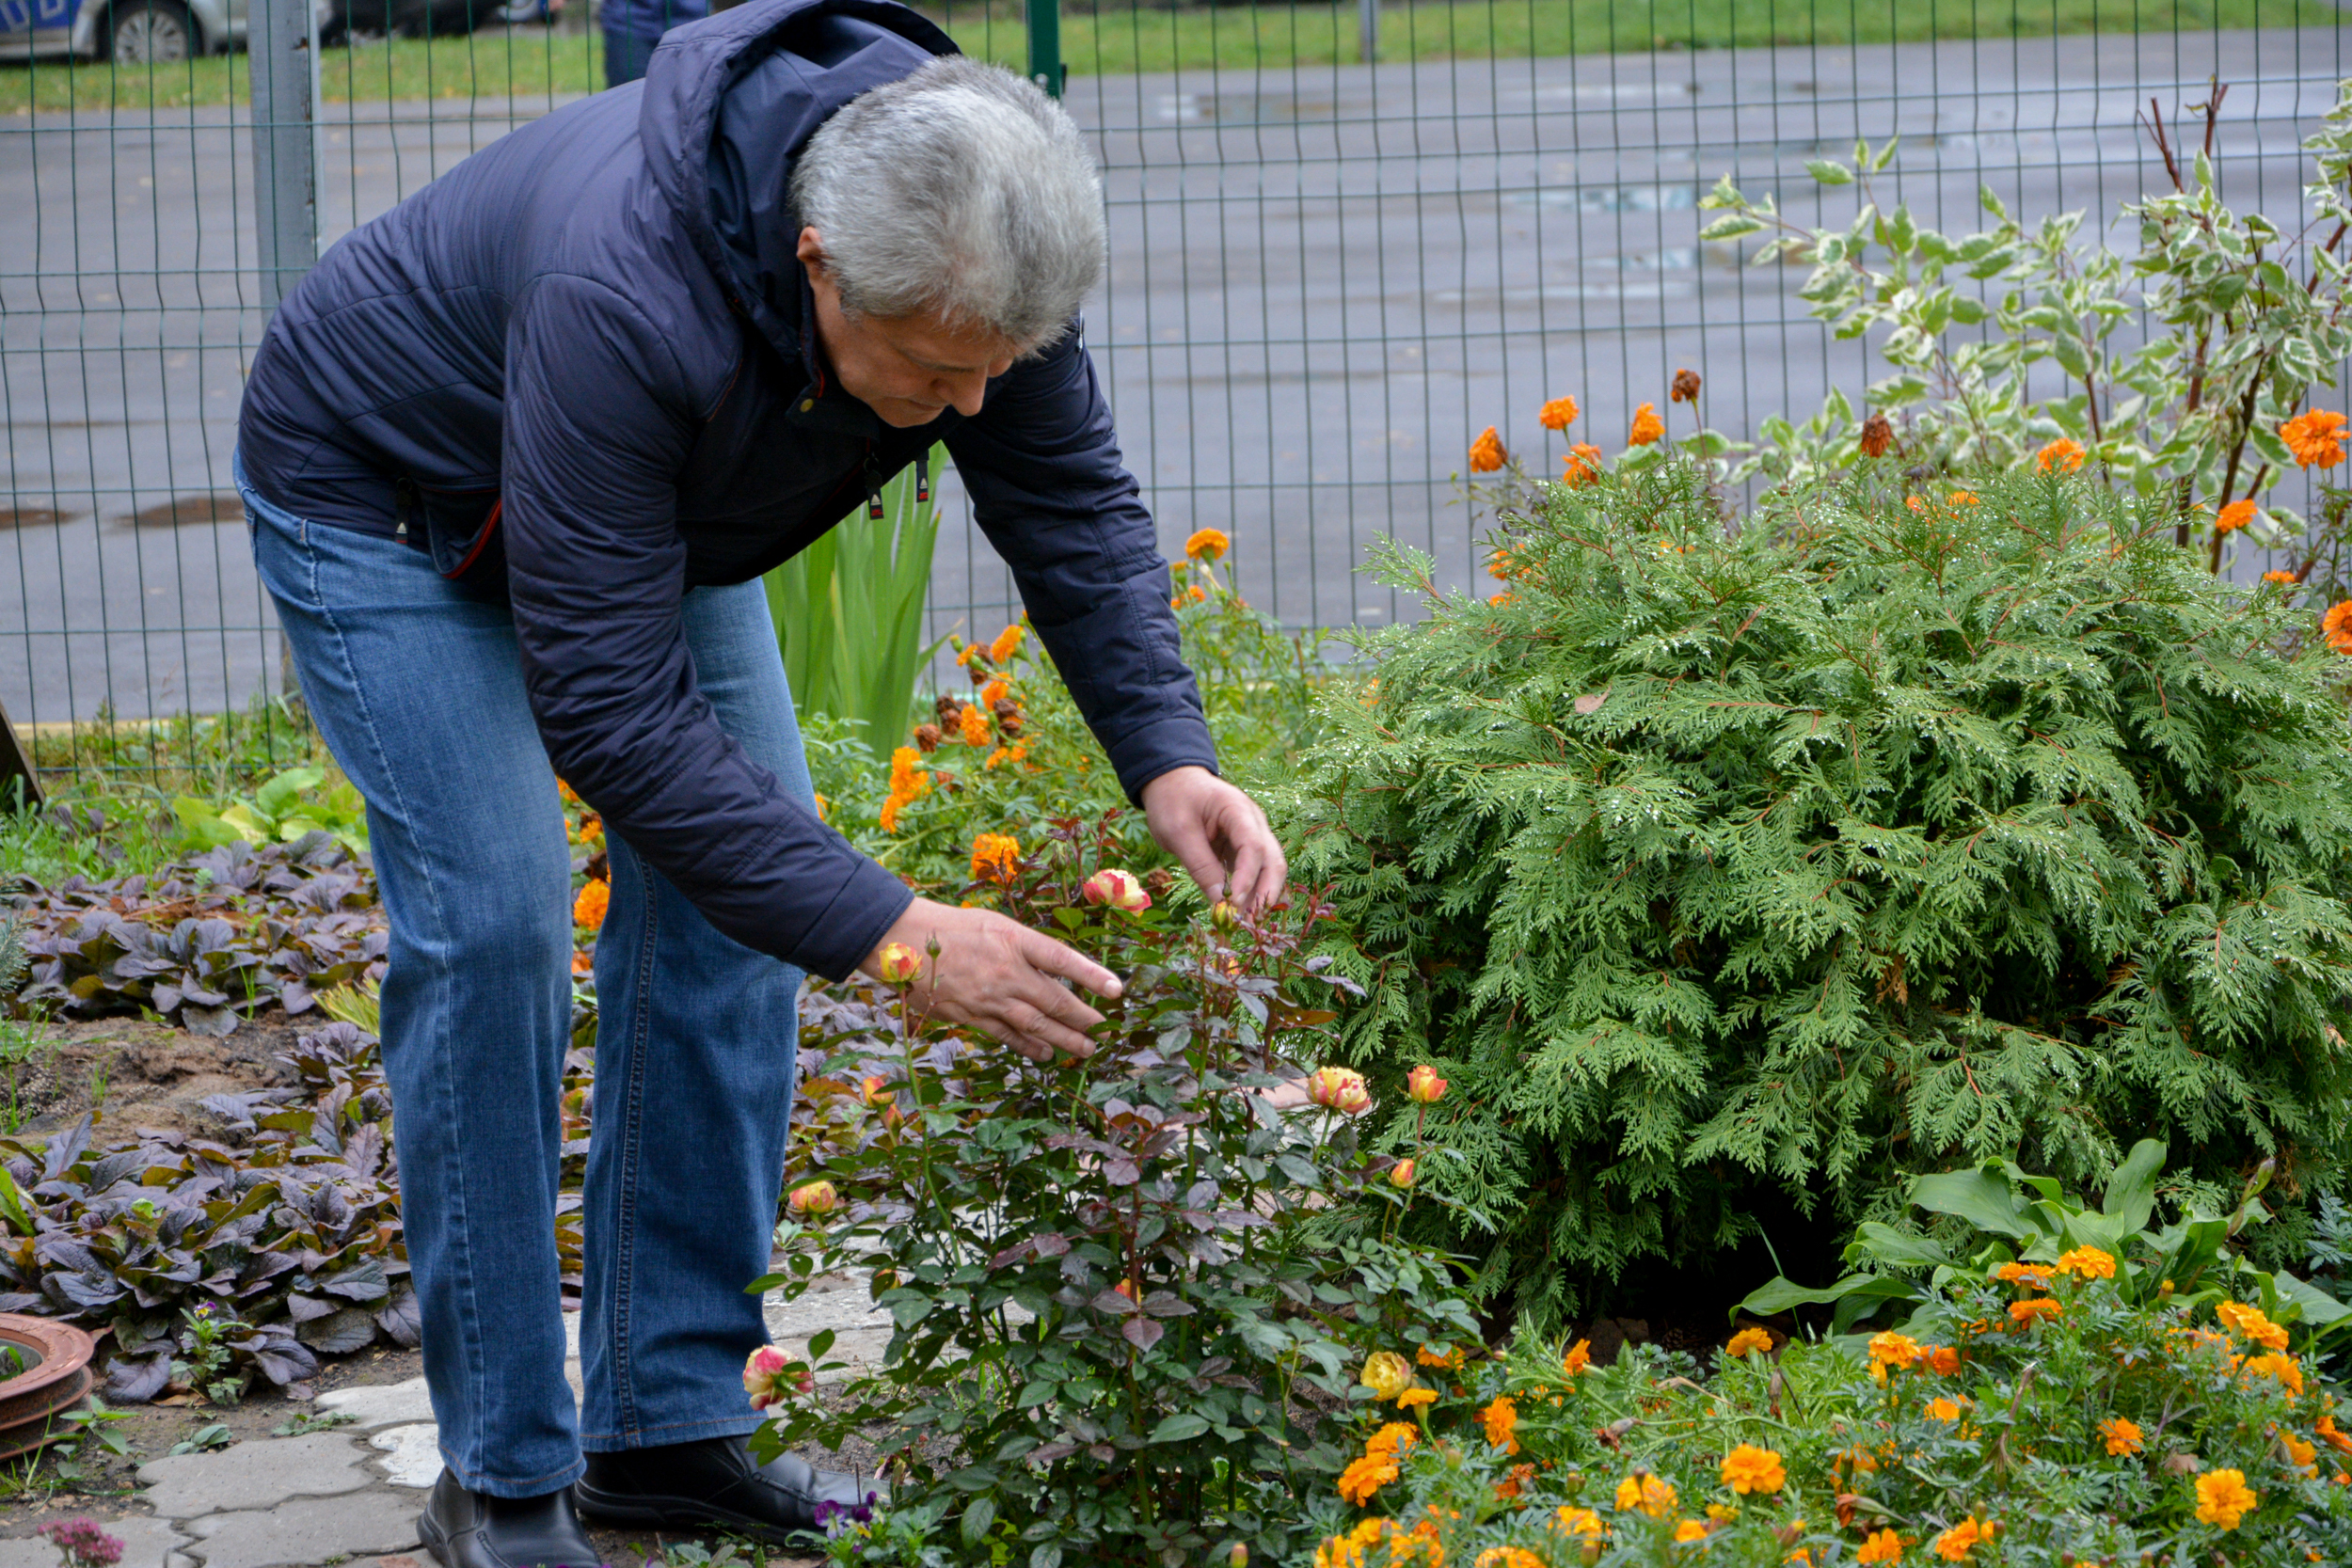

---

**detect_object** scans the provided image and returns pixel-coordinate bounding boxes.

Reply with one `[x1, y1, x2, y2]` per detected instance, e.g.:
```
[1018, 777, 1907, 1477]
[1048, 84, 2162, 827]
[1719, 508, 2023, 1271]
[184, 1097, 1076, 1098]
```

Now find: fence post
[1359, 0, 1376, 63]
[249, 0, 321, 312]
[1025, 0, 1062, 99]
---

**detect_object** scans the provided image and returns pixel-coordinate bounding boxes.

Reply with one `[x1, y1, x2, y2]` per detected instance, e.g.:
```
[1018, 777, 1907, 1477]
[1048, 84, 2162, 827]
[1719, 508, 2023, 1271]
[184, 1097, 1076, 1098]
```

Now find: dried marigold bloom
[1670, 368, 1701, 404]
[2326, 601, 2352, 655]
[1538, 395, 1580, 431]
[935, 692, 964, 723]
[1629, 403, 1664, 446]
[1857, 413, 1893, 457]
[2035, 436, 2087, 473]
[2282, 408, 2347, 469]
[1470, 426, 1508, 472]
[573, 879, 610, 931]
[912, 722, 942, 753]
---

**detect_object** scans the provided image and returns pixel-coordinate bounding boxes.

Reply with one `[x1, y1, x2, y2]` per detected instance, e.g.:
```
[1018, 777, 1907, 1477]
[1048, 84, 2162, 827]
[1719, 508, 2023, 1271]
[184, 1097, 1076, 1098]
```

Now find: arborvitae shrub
[1277, 464, 2352, 1327]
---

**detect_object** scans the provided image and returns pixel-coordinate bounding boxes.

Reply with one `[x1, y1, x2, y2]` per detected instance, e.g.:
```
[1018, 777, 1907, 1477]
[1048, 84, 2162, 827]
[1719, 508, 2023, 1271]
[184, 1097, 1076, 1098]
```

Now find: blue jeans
[239, 455, 808, 1497]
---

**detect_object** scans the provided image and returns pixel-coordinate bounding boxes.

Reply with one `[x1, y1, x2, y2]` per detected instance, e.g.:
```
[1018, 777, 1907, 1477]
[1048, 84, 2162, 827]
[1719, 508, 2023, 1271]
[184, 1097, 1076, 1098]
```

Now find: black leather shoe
[574, 1435, 883, 1544]
[418, 1471, 603, 1568]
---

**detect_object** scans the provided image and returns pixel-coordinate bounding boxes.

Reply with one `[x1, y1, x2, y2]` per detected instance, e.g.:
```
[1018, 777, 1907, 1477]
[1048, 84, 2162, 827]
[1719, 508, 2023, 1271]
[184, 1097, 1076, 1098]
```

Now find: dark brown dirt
[0, 1013, 302, 1142]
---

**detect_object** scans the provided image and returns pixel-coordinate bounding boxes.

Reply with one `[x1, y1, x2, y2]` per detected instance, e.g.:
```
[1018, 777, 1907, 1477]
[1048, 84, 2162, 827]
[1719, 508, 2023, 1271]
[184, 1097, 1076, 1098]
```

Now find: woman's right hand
[860, 896, 1122, 1061]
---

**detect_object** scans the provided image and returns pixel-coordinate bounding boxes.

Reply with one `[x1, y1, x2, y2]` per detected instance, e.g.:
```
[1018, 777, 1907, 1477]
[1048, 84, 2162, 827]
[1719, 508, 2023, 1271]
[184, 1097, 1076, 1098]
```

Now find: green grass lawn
[1, 0, 2334, 115]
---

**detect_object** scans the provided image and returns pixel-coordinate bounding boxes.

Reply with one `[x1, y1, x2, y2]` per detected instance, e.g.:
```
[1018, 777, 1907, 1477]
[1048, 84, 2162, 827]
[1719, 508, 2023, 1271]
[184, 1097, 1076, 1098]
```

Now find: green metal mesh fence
[2, 0, 2345, 784]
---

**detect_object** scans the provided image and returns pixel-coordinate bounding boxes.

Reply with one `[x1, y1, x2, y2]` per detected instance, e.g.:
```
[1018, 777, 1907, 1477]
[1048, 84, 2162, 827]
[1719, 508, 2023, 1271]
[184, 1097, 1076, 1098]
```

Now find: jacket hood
[640, 0, 955, 362]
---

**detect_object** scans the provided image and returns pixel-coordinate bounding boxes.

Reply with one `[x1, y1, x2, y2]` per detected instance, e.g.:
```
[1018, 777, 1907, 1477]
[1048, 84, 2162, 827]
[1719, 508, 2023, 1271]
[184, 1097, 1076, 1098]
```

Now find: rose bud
[787, 1180, 838, 1217]
[1358, 1351, 1412, 1401]
[1306, 1065, 1372, 1116]
[1210, 899, 1242, 931]
[1081, 868, 1152, 912]
[1390, 1158, 1417, 1188]
[741, 1344, 814, 1410]
[861, 1075, 892, 1107]
[876, 943, 923, 985]
[1406, 1065, 1448, 1103]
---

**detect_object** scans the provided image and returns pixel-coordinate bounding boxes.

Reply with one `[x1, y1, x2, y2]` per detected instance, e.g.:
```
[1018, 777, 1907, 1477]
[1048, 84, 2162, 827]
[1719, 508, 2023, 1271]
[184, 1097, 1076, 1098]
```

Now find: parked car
[316, 0, 542, 41]
[0, 0, 246, 64]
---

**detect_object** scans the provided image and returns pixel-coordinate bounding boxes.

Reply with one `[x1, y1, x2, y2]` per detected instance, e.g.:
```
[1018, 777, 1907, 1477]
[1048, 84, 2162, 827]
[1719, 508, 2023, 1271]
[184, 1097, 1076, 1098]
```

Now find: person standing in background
[600, 0, 705, 86]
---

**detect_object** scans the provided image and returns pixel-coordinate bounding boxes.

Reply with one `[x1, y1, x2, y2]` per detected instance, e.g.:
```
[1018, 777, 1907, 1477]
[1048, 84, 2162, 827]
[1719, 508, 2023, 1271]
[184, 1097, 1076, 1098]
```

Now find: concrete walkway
[0, 1282, 892, 1568]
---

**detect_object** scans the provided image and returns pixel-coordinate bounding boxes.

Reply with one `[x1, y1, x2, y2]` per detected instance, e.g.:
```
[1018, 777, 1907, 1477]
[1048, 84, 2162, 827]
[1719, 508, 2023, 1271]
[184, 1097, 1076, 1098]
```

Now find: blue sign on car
[0, 0, 84, 39]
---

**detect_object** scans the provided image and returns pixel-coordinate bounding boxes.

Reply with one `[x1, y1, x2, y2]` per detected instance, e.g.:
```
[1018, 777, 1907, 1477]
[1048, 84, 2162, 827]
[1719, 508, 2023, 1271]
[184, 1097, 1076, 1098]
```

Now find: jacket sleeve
[944, 321, 1219, 804]
[501, 271, 912, 980]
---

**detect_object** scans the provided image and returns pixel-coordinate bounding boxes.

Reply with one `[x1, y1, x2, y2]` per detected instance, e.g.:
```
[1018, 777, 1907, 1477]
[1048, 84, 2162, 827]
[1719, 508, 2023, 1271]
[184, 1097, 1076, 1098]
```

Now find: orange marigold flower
[572, 949, 594, 974]
[980, 678, 1009, 708]
[1416, 1343, 1464, 1370]
[2282, 408, 2348, 469]
[1927, 1345, 1963, 1376]
[878, 796, 903, 834]
[1925, 1398, 1964, 1423]
[1947, 490, 1979, 506]
[1336, 1453, 1397, 1506]
[2010, 1298, 2062, 1325]
[1488, 592, 1515, 607]
[1868, 1332, 1923, 1370]
[1187, 583, 1208, 603]
[1562, 1338, 1593, 1375]
[1538, 395, 1580, 431]
[1614, 1473, 1677, 1517]
[2317, 1415, 2352, 1456]
[1726, 1327, 1773, 1358]
[1470, 426, 1508, 472]
[2216, 499, 2258, 534]
[1857, 1529, 1905, 1565]
[2326, 601, 2352, 655]
[1994, 1261, 2053, 1291]
[1629, 403, 1665, 446]
[1552, 1506, 1607, 1539]
[1563, 442, 1604, 486]
[2055, 1245, 2116, 1279]
[1366, 1421, 1419, 1464]
[573, 878, 610, 931]
[2101, 1417, 2144, 1456]
[958, 704, 991, 746]
[2265, 570, 2298, 584]
[1481, 1395, 1520, 1454]
[970, 832, 1022, 883]
[1932, 1517, 1991, 1560]
[989, 623, 1025, 663]
[1397, 1387, 1438, 1409]
[2036, 436, 2087, 473]
[1720, 1444, 1786, 1494]
[1672, 1521, 1711, 1543]
[2196, 1468, 2258, 1530]
[1184, 527, 1231, 562]
[2217, 1300, 2291, 1352]
[2243, 1352, 2305, 1395]
[2280, 1429, 2318, 1474]
[1905, 496, 1928, 513]
[1476, 1551, 1543, 1568]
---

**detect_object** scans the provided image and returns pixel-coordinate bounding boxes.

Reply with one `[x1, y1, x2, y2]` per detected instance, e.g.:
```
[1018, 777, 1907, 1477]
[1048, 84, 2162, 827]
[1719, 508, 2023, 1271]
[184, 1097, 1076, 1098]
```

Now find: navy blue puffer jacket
[236, 0, 1215, 981]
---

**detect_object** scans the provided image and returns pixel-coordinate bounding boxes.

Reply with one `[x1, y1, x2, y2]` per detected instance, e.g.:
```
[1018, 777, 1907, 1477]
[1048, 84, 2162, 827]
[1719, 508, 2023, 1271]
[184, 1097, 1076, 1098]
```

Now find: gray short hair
[789, 56, 1104, 350]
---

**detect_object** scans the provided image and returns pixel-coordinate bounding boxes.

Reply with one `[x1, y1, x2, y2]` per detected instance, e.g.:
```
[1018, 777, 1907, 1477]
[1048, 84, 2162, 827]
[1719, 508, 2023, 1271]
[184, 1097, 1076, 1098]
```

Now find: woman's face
[796, 228, 1021, 429]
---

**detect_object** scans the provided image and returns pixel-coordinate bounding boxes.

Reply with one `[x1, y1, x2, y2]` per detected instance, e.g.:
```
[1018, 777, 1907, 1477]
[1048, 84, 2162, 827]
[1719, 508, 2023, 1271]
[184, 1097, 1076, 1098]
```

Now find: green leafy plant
[169, 1302, 250, 1405]
[1741, 1142, 2352, 1353]
[43, 1401, 135, 1494]
[765, 448, 950, 755]
[1695, 78, 2352, 578]
[753, 814, 1481, 1567]
[171, 766, 370, 857]
[1277, 462, 2352, 1329]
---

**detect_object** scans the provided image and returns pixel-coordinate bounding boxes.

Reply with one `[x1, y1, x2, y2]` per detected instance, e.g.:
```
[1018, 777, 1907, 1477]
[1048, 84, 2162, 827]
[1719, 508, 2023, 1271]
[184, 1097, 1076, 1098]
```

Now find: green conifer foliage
[1278, 465, 2352, 1327]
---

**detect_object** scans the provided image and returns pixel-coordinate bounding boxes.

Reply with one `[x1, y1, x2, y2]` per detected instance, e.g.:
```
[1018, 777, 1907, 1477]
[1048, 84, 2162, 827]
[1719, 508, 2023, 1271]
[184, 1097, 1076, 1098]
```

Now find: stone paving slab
[0, 1514, 190, 1568]
[181, 1493, 420, 1568]
[315, 1377, 433, 1432]
[135, 1433, 375, 1518]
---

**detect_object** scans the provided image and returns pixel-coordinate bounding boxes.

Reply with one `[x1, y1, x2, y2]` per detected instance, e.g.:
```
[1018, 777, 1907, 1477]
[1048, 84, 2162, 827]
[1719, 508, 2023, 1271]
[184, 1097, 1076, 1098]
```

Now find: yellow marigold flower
[573, 878, 610, 931]
[1359, 1352, 1413, 1402]
[1563, 442, 1603, 486]
[2010, 1298, 2062, 1325]
[2282, 408, 2347, 469]
[1335, 1453, 1396, 1507]
[970, 832, 1022, 883]
[2326, 600, 2352, 655]
[2196, 1467, 2258, 1529]
[1857, 1529, 1905, 1565]
[1480, 1395, 1520, 1454]
[1184, 527, 1232, 562]
[1720, 1444, 1785, 1495]
[1562, 1338, 1593, 1376]
[989, 623, 1025, 663]
[1469, 426, 1507, 472]
[2243, 1352, 2305, 1395]
[1538, 395, 1580, 431]
[1629, 403, 1665, 446]
[2053, 1245, 2115, 1279]
[2217, 1300, 2290, 1351]
[2035, 436, 2086, 473]
[2100, 1417, 2143, 1456]
[1553, 1505, 1607, 1538]
[2265, 570, 2298, 584]
[1932, 1517, 1991, 1560]
[1397, 1387, 1438, 1409]
[1868, 1332, 1923, 1370]
[1672, 1520, 1711, 1543]
[1725, 1327, 1773, 1358]
[2216, 499, 2258, 533]
[1614, 1473, 1677, 1517]
[958, 704, 991, 747]
[1925, 1398, 1964, 1423]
